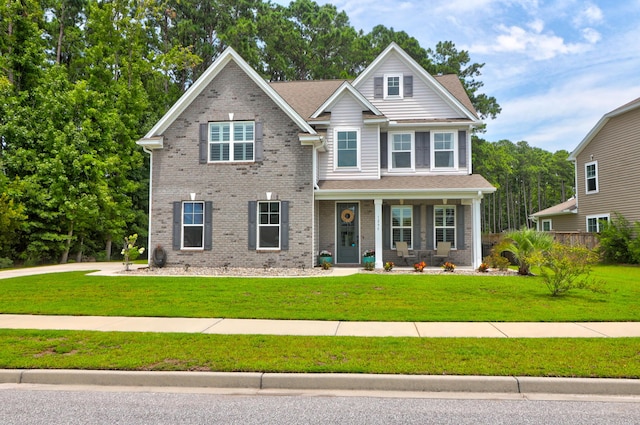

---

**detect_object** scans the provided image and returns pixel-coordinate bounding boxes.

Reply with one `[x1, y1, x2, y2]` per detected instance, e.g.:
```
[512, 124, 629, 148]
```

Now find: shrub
[413, 261, 426, 272]
[0, 257, 13, 269]
[477, 262, 489, 273]
[442, 261, 456, 272]
[384, 261, 394, 271]
[597, 213, 634, 264]
[495, 228, 553, 275]
[363, 261, 375, 271]
[484, 252, 510, 271]
[539, 243, 605, 296]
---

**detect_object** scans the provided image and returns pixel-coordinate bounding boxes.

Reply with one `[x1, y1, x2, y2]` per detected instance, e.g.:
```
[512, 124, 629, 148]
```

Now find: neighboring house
[137, 43, 495, 269]
[530, 197, 577, 231]
[531, 96, 640, 233]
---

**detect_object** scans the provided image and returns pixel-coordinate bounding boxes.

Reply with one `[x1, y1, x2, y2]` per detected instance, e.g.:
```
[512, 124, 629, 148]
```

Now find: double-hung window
[585, 161, 598, 193]
[384, 74, 402, 98]
[182, 201, 204, 249]
[432, 131, 456, 169]
[541, 219, 552, 232]
[434, 205, 456, 248]
[391, 206, 413, 249]
[390, 133, 413, 170]
[258, 201, 280, 249]
[209, 121, 254, 162]
[586, 214, 609, 233]
[335, 129, 359, 168]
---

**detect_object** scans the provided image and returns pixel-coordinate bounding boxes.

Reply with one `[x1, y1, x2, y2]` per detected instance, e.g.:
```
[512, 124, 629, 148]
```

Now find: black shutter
[280, 201, 289, 250]
[204, 201, 213, 250]
[248, 201, 257, 250]
[255, 121, 263, 161]
[456, 205, 466, 250]
[458, 130, 467, 169]
[403, 75, 413, 97]
[380, 133, 388, 169]
[383, 204, 390, 249]
[426, 205, 434, 250]
[199, 123, 208, 164]
[416, 131, 430, 168]
[374, 77, 383, 98]
[413, 205, 421, 249]
[172, 201, 181, 250]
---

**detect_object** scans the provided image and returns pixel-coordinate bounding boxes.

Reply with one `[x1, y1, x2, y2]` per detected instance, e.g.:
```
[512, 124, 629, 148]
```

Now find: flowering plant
[384, 261, 394, 271]
[477, 262, 489, 273]
[319, 250, 332, 257]
[363, 249, 375, 257]
[413, 261, 426, 272]
[442, 261, 456, 272]
[122, 234, 145, 271]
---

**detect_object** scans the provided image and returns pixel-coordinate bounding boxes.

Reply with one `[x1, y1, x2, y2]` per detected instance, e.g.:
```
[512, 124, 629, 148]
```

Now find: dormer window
[384, 74, 403, 99]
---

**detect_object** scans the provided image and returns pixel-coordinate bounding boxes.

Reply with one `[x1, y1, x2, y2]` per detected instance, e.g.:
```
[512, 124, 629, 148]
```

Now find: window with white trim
[384, 74, 402, 98]
[585, 161, 598, 193]
[209, 121, 254, 162]
[335, 129, 359, 168]
[586, 214, 609, 233]
[258, 201, 280, 249]
[542, 219, 552, 232]
[434, 205, 456, 248]
[182, 201, 204, 249]
[432, 131, 456, 169]
[391, 206, 413, 249]
[389, 132, 414, 170]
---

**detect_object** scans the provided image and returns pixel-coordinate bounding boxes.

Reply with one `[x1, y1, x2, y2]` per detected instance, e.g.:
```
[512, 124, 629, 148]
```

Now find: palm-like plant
[497, 228, 554, 275]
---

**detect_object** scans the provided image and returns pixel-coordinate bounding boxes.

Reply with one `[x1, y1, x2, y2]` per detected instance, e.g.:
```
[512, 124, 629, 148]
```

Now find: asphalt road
[1, 385, 640, 425]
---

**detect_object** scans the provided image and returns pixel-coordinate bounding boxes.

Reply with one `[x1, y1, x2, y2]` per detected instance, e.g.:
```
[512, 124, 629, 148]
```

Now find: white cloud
[581, 28, 601, 43]
[573, 3, 604, 26]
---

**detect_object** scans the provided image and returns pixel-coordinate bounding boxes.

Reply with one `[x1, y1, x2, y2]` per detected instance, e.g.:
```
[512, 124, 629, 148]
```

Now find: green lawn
[0, 330, 638, 378]
[1, 265, 639, 378]
[0, 265, 638, 321]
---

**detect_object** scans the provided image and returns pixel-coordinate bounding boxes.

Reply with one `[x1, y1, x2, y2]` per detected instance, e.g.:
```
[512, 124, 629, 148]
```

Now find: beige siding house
[137, 43, 496, 269]
[531, 97, 640, 233]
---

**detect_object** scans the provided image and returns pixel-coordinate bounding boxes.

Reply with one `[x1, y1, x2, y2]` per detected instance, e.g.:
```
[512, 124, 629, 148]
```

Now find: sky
[274, 0, 640, 152]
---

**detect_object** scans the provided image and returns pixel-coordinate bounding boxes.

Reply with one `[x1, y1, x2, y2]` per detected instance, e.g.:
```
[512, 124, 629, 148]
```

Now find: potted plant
[362, 249, 375, 265]
[318, 250, 332, 267]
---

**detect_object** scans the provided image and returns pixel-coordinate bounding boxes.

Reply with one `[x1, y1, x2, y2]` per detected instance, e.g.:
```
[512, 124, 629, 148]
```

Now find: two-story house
[137, 43, 495, 269]
[531, 97, 640, 233]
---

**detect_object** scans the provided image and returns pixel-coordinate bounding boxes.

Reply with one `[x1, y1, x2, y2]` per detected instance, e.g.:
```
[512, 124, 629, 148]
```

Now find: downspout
[313, 145, 320, 190]
[142, 147, 153, 267]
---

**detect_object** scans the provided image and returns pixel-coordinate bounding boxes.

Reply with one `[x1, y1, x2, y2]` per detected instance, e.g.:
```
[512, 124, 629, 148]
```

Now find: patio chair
[433, 241, 451, 265]
[395, 241, 417, 265]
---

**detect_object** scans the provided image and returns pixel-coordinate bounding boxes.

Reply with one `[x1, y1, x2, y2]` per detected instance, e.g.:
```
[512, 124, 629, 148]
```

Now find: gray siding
[575, 106, 640, 231]
[150, 61, 314, 268]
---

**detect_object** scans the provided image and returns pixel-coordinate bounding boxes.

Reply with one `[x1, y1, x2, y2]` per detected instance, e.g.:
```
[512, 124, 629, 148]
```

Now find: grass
[0, 265, 639, 321]
[0, 330, 638, 378]
[1, 264, 639, 378]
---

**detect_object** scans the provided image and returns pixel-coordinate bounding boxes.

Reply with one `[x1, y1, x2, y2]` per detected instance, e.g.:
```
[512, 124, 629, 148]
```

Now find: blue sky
[273, 0, 640, 152]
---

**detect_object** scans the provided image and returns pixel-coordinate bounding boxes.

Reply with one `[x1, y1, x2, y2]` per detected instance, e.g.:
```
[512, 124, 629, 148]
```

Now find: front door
[336, 203, 359, 264]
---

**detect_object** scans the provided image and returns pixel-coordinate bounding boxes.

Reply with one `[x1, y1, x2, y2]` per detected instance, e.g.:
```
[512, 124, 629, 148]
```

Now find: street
[1, 385, 640, 424]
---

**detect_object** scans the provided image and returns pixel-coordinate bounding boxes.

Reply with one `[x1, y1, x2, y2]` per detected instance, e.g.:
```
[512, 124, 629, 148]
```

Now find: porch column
[374, 198, 383, 269]
[472, 197, 482, 268]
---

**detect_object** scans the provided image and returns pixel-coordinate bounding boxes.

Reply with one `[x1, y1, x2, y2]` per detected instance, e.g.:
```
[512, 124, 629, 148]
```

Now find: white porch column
[374, 198, 383, 269]
[472, 197, 482, 268]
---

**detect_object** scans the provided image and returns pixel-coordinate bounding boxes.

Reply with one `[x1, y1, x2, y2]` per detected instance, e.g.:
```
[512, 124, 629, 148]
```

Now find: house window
[182, 201, 204, 249]
[384, 74, 402, 98]
[586, 214, 609, 233]
[434, 205, 456, 248]
[432, 131, 456, 169]
[335, 129, 359, 168]
[391, 206, 413, 249]
[542, 219, 552, 232]
[585, 161, 598, 193]
[258, 201, 280, 249]
[209, 121, 254, 162]
[390, 133, 414, 170]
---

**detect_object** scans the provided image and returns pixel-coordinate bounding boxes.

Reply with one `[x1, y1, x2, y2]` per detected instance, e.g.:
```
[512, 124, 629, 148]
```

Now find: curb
[1, 370, 639, 396]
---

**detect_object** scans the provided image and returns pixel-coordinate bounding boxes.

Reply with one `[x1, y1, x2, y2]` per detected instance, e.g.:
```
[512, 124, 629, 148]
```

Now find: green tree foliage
[496, 228, 553, 275]
[597, 213, 638, 264]
[539, 243, 604, 297]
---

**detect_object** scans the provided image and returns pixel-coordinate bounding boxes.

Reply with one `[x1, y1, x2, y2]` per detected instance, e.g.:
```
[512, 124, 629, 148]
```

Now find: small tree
[496, 228, 553, 275]
[539, 243, 604, 296]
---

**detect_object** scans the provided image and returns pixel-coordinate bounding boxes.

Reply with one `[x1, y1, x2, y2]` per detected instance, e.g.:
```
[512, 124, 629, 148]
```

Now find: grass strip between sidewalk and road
[0, 329, 639, 378]
[1, 265, 639, 322]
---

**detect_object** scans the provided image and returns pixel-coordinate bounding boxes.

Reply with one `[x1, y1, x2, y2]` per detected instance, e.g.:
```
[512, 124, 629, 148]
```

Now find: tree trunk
[75, 237, 83, 262]
[60, 221, 74, 264]
[56, 4, 65, 64]
[105, 236, 112, 261]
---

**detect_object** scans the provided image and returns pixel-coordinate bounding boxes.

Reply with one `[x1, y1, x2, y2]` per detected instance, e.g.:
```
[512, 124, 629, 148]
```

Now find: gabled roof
[310, 81, 384, 119]
[142, 47, 316, 139]
[568, 96, 640, 161]
[531, 197, 577, 218]
[351, 42, 480, 123]
[269, 79, 345, 120]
